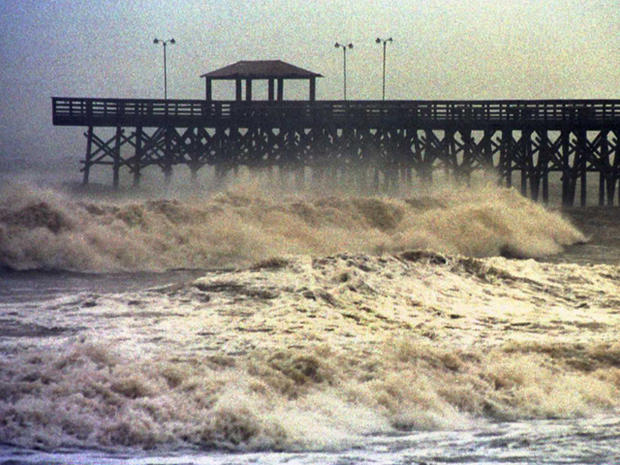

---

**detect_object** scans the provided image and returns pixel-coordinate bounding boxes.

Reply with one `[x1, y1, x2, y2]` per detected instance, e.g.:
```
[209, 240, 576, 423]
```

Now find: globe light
[376, 37, 393, 100]
[153, 38, 176, 99]
[334, 41, 353, 100]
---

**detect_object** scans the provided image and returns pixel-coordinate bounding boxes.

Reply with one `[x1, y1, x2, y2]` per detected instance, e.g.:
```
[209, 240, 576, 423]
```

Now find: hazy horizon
[1, 0, 618, 185]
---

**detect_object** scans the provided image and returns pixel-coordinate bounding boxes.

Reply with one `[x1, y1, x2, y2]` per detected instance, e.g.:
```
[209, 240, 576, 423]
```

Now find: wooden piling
[51, 97, 618, 205]
[82, 126, 93, 185]
[113, 126, 121, 189]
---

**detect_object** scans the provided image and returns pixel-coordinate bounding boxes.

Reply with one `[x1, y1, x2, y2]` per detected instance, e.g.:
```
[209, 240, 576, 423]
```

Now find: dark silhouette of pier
[51, 61, 620, 206]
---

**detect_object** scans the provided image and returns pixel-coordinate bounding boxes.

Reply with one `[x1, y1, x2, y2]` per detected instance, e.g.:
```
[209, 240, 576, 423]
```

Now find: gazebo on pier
[200, 60, 323, 101]
[52, 56, 620, 206]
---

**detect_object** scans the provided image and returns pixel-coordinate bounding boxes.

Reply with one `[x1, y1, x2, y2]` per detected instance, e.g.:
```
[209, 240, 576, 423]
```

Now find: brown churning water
[0, 182, 586, 272]
[0, 181, 618, 454]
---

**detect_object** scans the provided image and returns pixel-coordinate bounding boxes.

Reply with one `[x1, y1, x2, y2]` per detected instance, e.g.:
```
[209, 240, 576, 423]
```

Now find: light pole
[375, 37, 392, 100]
[334, 42, 353, 100]
[153, 37, 175, 99]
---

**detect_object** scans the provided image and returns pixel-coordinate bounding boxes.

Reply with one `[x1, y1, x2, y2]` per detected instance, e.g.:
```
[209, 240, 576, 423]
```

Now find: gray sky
[0, 0, 618, 181]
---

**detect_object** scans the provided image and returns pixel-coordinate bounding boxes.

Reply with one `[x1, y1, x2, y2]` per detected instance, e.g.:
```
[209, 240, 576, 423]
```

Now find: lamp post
[153, 37, 175, 99]
[334, 42, 353, 100]
[375, 37, 392, 100]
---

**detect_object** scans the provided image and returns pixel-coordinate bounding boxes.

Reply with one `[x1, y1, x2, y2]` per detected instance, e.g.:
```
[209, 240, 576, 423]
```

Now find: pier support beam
[608, 128, 620, 206]
[82, 126, 93, 185]
[163, 126, 173, 185]
[539, 130, 550, 204]
[501, 129, 512, 188]
[133, 126, 143, 187]
[64, 99, 618, 204]
[113, 126, 122, 189]
[561, 130, 575, 207]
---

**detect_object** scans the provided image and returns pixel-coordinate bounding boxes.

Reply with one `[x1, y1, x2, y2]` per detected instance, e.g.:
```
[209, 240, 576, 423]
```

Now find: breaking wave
[0, 182, 585, 272]
[1, 324, 618, 451]
[0, 245, 618, 452]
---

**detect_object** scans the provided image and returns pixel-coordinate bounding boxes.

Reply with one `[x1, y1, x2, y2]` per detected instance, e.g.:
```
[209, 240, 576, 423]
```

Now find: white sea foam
[0, 250, 618, 451]
[0, 182, 586, 272]
[1, 180, 616, 453]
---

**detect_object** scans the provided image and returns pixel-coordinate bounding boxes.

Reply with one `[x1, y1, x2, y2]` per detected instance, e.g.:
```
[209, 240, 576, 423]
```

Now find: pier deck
[52, 97, 620, 206]
[53, 98, 619, 129]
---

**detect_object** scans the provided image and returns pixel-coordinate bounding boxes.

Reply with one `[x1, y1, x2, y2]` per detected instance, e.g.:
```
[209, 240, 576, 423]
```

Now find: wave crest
[0, 183, 586, 272]
[1, 338, 617, 451]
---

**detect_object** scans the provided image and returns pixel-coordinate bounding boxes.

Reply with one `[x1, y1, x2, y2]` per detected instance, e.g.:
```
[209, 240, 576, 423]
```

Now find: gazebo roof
[201, 60, 323, 80]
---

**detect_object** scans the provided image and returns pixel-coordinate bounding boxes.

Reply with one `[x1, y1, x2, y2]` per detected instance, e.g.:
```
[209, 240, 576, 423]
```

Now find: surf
[0, 182, 586, 272]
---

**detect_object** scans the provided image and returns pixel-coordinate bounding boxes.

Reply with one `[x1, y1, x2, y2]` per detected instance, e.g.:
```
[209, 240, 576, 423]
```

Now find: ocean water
[0, 182, 618, 464]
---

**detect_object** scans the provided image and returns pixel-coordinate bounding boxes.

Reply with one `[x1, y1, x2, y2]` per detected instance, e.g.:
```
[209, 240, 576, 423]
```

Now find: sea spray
[2, 181, 615, 454]
[0, 332, 617, 450]
[0, 183, 586, 272]
[0, 252, 618, 451]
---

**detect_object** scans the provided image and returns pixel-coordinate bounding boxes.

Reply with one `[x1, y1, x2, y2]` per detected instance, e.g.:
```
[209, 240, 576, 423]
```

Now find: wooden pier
[52, 97, 620, 205]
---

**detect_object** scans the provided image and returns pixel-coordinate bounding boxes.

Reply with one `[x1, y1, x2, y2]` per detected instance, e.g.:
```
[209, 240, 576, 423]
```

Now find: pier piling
[53, 98, 619, 205]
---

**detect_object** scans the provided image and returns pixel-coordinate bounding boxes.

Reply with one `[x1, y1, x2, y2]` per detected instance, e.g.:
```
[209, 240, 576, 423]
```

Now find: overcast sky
[0, 0, 618, 181]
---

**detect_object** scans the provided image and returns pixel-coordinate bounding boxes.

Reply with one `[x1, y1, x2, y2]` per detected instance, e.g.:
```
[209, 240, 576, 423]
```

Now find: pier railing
[53, 97, 620, 129]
